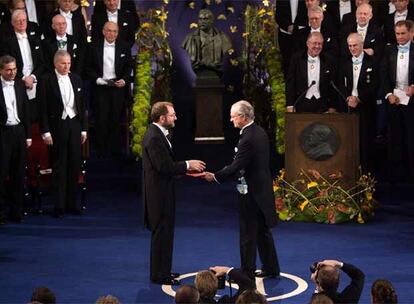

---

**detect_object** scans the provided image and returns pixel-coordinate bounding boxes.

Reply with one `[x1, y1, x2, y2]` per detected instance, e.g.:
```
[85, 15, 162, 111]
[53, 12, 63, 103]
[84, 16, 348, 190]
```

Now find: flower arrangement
[274, 169, 377, 224]
[243, 1, 286, 154]
[131, 2, 172, 158]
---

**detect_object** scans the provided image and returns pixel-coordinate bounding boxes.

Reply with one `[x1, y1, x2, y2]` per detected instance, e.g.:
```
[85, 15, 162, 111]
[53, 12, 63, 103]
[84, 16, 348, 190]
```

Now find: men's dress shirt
[16, 32, 34, 76]
[1, 78, 20, 125]
[306, 55, 321, 99]
[339, 0, 352, 21]
[55, 71, 76, 119]
[60, 9, 73, 35]
[395, 9, 408, 23]
[351, 53, 364, 96]
[396, 42, 410, 90]
[357, 24, 368, 41]
[56, 34, 68, 50]
[107, 10, 118, 23]
[290, 0, 299, 25]
[25, 0, 38, 24]
[103, 40, 116, 80]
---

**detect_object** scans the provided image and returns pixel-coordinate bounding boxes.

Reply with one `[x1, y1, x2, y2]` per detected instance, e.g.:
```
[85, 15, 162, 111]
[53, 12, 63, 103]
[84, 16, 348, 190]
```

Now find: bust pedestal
[193, 70, 224, 143]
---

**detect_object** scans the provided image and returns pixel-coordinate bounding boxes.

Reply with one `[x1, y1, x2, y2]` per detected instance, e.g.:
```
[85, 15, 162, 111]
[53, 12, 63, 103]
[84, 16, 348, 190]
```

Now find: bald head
[356, 3, 372, 26]
[52, 14, 67, 36]
[102, 21, 119, 43]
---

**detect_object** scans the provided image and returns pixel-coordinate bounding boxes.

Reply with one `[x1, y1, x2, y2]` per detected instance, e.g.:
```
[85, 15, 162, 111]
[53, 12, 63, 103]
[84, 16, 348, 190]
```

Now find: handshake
[186, 160, 216, 182]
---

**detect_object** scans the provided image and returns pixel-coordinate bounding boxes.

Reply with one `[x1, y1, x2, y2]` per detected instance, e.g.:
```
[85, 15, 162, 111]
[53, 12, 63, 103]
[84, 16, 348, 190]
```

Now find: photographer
[311, 260, 365, 304]
[195, 266, 256, 303]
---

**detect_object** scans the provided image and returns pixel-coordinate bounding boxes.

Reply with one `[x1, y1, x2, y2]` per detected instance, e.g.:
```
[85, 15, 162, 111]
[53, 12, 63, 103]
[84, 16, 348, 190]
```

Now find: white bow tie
[61, 10, 73, 19]
[104, 42, 115, 48]
[396, 13, 407, 18]
[2, 80, 15, 87]
[107, 11, 118, 17]
[16, 32, 27, 40]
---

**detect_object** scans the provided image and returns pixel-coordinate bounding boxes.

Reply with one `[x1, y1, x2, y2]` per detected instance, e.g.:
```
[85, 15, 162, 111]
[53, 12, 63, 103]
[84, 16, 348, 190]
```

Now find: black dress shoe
[151, 277, 180, 285]
[170, 272, 180, 278]
[254, 270, 280, 278]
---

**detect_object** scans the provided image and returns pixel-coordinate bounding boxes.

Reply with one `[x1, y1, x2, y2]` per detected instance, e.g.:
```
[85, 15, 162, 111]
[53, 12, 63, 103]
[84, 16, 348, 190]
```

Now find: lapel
[390, 45, 398, 84]
[98, 40, 104, 73]
[152, 123, 173, 154]
[345, 57, 353, 94]
[28, 34, 38, 67]
[11, 35, 24, 68]
[69, 73, 79, 111]
[301, 52, 308, 86]
[358, 56, 369, 88]
[0, 86, 6, 119]
[51, 73, 64, 108]
[114, 41, 121, 77]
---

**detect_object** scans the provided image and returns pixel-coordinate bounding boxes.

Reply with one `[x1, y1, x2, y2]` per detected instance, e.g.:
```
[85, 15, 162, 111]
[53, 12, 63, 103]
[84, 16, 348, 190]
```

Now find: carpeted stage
[0, 142, 413, 304]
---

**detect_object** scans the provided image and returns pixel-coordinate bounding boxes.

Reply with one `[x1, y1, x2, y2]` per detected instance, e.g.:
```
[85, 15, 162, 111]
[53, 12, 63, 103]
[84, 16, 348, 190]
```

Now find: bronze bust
[182, 9, 232, 75]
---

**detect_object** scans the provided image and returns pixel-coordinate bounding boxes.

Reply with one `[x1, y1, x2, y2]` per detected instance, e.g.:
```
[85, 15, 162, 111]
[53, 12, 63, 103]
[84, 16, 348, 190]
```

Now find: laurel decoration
[217, 14, 227, 20]
[229, 25, 237, 33]
[131, 5, 172, 158]
[189, 22, 198, 29]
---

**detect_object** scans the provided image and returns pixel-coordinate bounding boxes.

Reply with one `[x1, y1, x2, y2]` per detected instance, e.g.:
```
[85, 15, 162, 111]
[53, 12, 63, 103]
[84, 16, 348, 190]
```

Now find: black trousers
[50, 117, 82, 211]
[238, 193, 280, 278]
[0, 124, 26, 219]
[94, 85, 125, 157]
[150, 200, 175, 281]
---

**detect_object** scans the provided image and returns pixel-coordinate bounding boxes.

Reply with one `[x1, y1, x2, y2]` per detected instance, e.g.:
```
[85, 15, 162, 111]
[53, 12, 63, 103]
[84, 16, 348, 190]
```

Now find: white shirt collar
[240, 120, 254, 134]
[357, 23, 368, 31]
[1, 76, 14, 87]
[15, 32, 28, 39]
[104, 39, 115, 47]
[153, 122, 169, 137]
[59, 9, 72, 18]
[55, 69, 70, 79]
[56, 33, 67, 41]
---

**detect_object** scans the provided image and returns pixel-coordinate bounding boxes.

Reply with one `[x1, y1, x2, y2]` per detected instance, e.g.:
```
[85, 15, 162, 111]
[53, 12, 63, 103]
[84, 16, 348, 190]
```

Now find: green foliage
[274, 169, 377, 224]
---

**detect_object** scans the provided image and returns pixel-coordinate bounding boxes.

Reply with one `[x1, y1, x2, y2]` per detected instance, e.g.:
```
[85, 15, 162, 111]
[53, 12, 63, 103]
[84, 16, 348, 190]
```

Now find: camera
[210, 270, 226, 289]
[310, 262, 319, 273]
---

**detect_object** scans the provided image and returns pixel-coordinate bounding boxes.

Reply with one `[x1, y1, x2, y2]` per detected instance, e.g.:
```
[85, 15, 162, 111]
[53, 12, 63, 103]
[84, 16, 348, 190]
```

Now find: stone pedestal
[194, 70, 225, 143]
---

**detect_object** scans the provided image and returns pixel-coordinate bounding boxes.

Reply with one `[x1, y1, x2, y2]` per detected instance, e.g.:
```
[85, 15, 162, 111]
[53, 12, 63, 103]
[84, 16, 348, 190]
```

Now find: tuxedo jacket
[93, 0, 139, 29]
[275, 0, 307, 31]
[142, 123, 187, 231]
[38, 72, 87, 135]
[86, 39, 132, 84]
[338, 53, 379, 110]
[286, 51, 337, 108]
[340, 21, 384, 61]
[1, 33, 45, 80]
[0, 3, 8, 25]
[2, 0, 47, 26]
[292, 18, 339, 57]
[215, 123, 278, 228]
[45, 9, 87, 47]
[42, 34, 84, 75]
[91, 9, 138, 47]
[384, 8, 414, 45]
[325, 0, 356, 30]
[0, 79, 31, 138]
[381, 42, 414, 102]
[0, 21, 43, 54]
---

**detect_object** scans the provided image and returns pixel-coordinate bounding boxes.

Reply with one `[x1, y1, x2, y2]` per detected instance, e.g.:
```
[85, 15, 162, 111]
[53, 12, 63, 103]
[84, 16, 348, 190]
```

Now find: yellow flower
[299, 200, 309, 211]
[273, 185, 280, 192]
[227, 48, 235, 55]
[217, 14, 227, 20]
[189, 23, 198, 29]
[229, 26, 237, 33]
[227, 6, 235, 13]
[230, 59, 239, 66]
[242, 32, 249, 38]
[357, 213, 365, 224]
[188, 1, 195, 9]
[262, 0, 270, 7]
[258, 8, 266, 16]
[158, 12, 168, 22]
[80, 0, 89, 7]
[163, 0, 169, 4]
[141, 22, 151, 29]
[366, 192, 372, 201]
[266, 11, 274, 17]
[307, 181, 318, 189]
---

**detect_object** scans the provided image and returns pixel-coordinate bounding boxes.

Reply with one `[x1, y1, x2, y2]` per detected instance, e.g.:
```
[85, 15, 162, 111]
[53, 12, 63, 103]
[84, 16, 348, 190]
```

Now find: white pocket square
[77, 88, 81, 92]
[30, 32, 35, 35]
[370, 38, 375, 42]
[325, 70, 330, 73]
[73, 54, 77, 58]
[73, 43, 77, 50]
[35, 46, 39, 49]
[366, 68, 372, 72]
[123, 22, 128, 26]
[120, 54, 125, 57]
[326, 37, 331, 42]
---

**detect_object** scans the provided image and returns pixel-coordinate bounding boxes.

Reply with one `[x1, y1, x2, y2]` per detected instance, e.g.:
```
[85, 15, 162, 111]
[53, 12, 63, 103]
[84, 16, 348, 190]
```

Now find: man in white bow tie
[38, 50, 87, 218]
[91, 0, 138, 47]
[86, 21, 132, 157]
[1, 10, 45, 122]
[0, 55, 32, 224]
[381, 20, 414, 183]
[384, 0, 414, 44]
[338, 33, 379, 173]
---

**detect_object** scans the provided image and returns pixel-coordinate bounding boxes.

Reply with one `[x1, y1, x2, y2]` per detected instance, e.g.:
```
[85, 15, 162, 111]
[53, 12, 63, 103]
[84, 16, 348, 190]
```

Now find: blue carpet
[0, 153, 414, 303]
